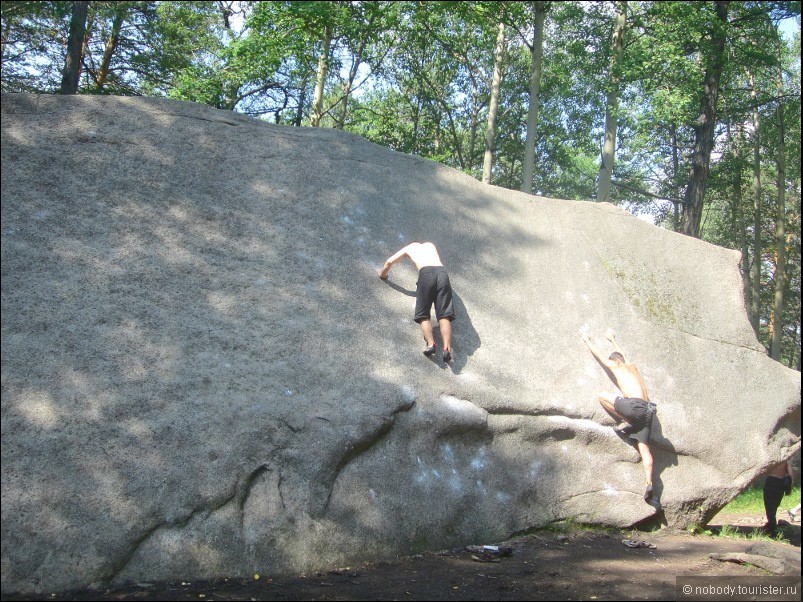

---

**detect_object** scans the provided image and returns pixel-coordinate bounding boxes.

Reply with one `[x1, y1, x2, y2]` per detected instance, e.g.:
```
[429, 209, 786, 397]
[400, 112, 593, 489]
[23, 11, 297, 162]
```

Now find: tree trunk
[412, 98, 421, 151]
[482, 22, 506, 185]
[336, 81, 350, 130]
[434, 109, 442, 155]
[735, 126, 752, 327]
[770, 41, 787, 360]
[336, 43, 365, 130]
[670, 124, 681, 231]
[336, 11, 374, 131]
[60, 1, 89, 95]
[680, 1, 729, 237]
[749, 70, 762, 337]
[295, 73, 309, 127]
[596, 0, 626, 203]
[469, 83, 481, 173]
[521, 3, 546, 194]
[468, 103, 478, 172]
[81, 6, 94, 77]
[97, 6, 125, 91]
[310, 24, 333, 127]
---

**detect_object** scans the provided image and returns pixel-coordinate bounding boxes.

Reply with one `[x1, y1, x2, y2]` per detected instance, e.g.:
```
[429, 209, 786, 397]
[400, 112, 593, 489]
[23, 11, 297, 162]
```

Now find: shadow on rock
[446, 291, 480, 375]
[618, 411, 677, 527]
[380, 280, 480, 374]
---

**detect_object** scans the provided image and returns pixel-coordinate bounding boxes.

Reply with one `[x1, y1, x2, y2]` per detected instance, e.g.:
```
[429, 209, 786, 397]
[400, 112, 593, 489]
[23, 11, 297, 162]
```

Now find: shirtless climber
[580, 329, 657, 504]
[378, 242, 455, 362]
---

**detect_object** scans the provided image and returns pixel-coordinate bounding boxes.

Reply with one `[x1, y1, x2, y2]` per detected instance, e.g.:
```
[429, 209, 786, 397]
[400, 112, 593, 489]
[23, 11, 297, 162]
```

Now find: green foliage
[715, 523, 791, 543]
[1, 1, 800, 366]
[1, 1, 72, 92]
[725, 486, 767, 513]
[724, 484, 801, 513]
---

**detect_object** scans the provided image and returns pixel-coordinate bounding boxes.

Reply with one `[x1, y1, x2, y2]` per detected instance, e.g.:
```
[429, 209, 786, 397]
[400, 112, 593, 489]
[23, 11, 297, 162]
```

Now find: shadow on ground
[7, 516, 798, 602]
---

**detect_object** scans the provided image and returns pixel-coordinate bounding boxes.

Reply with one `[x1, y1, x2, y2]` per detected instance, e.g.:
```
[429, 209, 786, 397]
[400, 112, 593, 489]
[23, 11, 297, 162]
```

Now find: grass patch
[688, 523, 790, 544]
[716, 524, 790, 544]
[724, 485, 801, 514]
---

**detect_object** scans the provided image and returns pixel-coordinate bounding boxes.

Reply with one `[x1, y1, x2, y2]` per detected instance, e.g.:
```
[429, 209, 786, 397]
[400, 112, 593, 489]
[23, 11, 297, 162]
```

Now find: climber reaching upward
[580, 329, 657, 504]
[378, 242, 455, 362]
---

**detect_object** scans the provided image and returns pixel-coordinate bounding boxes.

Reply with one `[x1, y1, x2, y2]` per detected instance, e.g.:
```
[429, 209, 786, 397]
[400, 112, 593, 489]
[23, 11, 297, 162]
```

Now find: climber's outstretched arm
[377, 245, 412, 279]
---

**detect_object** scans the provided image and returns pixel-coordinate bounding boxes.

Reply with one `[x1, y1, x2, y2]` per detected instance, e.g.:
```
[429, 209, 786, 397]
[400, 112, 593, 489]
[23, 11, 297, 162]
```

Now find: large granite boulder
[1, 93, 799, 596]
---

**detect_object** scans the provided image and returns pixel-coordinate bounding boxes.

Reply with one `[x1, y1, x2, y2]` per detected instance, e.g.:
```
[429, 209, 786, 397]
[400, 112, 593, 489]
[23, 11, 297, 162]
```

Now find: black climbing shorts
[614, 397, 656, 443]
[414, 266, 455, 323]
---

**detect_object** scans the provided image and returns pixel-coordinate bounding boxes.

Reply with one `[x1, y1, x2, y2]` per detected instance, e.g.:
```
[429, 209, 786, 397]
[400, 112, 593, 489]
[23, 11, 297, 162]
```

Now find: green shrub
[724, 484, 801, 513]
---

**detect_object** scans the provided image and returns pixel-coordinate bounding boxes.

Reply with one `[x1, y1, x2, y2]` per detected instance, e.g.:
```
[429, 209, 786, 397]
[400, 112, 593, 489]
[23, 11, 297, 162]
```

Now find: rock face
[1, 93, 800, 596]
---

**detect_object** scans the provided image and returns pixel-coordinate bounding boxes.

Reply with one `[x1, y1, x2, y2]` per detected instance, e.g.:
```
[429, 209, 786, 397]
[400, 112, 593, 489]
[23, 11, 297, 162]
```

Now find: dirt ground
[8, 512, 800, 602]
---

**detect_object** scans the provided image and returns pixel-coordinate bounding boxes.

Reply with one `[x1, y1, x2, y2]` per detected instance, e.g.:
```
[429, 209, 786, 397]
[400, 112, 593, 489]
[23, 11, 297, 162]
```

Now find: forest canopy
[1, 0, 800, 368]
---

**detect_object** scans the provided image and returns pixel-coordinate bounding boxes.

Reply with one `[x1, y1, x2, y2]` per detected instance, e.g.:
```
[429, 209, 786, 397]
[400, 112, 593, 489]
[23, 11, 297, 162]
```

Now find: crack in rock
[106, 463, 273, 584]
[321, 399, 417, 515]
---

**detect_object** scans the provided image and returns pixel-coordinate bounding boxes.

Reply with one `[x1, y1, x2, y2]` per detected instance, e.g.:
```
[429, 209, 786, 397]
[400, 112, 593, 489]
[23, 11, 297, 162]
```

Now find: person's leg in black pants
[763, 476, 785, 533]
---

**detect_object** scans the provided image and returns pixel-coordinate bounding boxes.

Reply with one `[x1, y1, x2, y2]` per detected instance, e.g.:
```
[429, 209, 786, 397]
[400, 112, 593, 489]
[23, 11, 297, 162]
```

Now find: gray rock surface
[710, 540, 802, 576]
[1, 93, 800, 596]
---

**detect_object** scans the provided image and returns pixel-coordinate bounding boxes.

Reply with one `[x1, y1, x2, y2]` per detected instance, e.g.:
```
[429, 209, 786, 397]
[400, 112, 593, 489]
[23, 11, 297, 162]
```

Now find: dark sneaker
[442, 349, 452, 363]
[423, 344, 437, 357]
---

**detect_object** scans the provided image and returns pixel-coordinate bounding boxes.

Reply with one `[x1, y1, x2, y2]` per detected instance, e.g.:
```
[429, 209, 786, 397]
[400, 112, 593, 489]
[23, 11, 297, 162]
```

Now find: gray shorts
[414, 267, 455, 323]
[614, 397, 656, 443]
